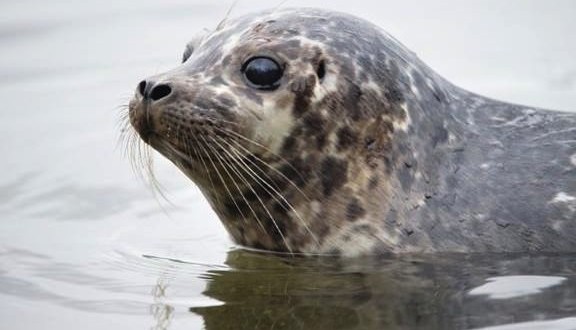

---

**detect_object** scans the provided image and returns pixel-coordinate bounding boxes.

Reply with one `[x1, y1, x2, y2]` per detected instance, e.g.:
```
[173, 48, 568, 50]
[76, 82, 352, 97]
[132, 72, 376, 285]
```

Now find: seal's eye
[242, 57, 283, 91]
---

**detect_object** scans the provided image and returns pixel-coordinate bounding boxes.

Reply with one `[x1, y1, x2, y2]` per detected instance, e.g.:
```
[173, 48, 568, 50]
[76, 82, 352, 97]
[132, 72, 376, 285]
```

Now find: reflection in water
[1, 0, 575, 329]
[151, 278, 174, 330]
[468, 276, 566, 299]
[185, 250, 576, 330]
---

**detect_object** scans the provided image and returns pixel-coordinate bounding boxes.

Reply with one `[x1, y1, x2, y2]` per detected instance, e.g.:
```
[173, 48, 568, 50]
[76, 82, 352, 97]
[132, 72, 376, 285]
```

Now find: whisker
[141, 141, 173, 204]
[201, 135, 268, 234]
[227, 137, 313, 203]
[183, 137, 222, 207]
[119, 122, 173, 214]
[206, 136, 293, 254]
[215, 136, 319, 248]
[213, 126, 309, 186]
[215, 0, 238, 31]
[208, 138, 269, 231]
[195, 135, 248, 229]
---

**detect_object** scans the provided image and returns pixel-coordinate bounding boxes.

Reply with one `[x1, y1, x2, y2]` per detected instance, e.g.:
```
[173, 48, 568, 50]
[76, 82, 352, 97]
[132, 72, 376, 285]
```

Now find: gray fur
[128, 8, 576, 256]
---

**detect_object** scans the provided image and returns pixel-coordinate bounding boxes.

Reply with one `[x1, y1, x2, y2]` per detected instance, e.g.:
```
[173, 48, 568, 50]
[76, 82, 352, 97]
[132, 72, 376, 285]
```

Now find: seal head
[128, 8, 576, 256]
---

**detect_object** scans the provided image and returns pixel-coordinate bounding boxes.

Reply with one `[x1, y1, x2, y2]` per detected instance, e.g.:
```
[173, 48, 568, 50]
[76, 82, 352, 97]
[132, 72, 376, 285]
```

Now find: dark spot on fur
[433, 91, 442, 103]
[222, 198, 250, 219]
[326, 248, 341, 256]
[315, 134, 327, 150]
[346, 198, 366, 221]
[281, 135, 298, 154]
[385, 87, 403, 104]
[297, 112, 327, 150]
[243, 185, 271, 202]
[317, 60, 326, 80]
[277, 158, 309, 189]
[398, 164, 414, 192]
[272, 200, 290, 217]
[381, 120, 394, 133]
[432, 127, 449, 147]
[291, 75, 316, 117]
[337, 126, 358, 151]
[357, 55, 373, 72]
[368, 176, 379, 190]
[320, 157, 348, 197]
[303, 112, 325, 132]
[496, 220, 510, 229]
[353, 224, 372, 233]
[411, 70, 425, 88]
[365, 137, 376, 150]
[252, 242, 267, 250]
[210, 76, 226, 86]
[386, 208, 398, 225]
[345, 84, 364, 121]
[264, 216, 289, 247]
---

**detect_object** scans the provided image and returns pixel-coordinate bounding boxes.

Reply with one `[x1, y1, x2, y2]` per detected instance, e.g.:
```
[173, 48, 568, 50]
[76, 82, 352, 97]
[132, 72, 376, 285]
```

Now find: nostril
[150, 84, 172, 101]
[137, 80, 147, 96]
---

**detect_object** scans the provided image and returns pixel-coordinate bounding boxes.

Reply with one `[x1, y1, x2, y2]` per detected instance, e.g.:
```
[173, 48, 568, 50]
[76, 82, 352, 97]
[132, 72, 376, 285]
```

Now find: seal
[127, 8, 576, 256]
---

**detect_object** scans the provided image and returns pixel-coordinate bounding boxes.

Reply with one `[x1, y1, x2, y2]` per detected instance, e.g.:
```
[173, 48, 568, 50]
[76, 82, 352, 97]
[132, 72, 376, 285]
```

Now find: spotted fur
[128, 8, 576, 256]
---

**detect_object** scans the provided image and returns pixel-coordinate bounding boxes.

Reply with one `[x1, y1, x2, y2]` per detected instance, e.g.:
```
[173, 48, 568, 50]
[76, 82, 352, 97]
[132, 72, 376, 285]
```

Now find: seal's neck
[203, 70, 471, 255]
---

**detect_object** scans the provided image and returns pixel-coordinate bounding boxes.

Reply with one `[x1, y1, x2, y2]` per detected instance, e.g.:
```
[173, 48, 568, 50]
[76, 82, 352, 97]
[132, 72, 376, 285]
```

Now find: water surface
[1, 0, 575, 329]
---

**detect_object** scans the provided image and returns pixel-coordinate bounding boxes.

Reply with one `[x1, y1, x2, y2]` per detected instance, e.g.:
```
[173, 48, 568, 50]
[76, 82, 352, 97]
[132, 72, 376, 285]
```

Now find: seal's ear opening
[317, 60, 326, 81]
[182, 30, 210, 63]
[182, 46, 193, 63]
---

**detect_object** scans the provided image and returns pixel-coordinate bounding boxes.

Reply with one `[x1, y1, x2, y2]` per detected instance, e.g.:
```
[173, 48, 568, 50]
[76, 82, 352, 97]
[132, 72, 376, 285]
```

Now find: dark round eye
[242, 57, 283, 90]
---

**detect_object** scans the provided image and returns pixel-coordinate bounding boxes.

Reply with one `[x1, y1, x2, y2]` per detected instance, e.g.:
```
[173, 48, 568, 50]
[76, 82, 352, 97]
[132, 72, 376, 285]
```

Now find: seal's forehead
[196, 9, 366, 50]
[196, 8, 409, 62]
[182, 7, 417, 85]
[231, 8, 374, 42]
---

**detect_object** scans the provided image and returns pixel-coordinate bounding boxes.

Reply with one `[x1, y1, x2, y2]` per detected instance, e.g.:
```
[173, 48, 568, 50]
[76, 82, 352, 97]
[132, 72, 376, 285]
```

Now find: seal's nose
[137, 80, 172, 101]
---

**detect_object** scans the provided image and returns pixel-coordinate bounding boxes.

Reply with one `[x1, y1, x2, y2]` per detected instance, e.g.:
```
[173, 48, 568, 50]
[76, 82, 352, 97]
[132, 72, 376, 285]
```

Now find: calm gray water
[1, 1, 575, 329]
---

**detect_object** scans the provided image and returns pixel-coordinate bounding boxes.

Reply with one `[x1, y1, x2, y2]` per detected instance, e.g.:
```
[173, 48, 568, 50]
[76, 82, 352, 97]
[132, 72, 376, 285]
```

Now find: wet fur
[127, 8, 576, 256]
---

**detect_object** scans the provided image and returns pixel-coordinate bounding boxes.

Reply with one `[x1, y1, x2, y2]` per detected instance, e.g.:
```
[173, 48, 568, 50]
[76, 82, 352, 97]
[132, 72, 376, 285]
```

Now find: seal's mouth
[128, 101, 156, 144]
[137, 127, 155, 144]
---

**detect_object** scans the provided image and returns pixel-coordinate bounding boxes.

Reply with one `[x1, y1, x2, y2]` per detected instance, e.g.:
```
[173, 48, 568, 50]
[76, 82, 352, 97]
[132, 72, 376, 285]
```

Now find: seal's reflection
[151, 278, 173, 330]
[149, 250, 576, 329]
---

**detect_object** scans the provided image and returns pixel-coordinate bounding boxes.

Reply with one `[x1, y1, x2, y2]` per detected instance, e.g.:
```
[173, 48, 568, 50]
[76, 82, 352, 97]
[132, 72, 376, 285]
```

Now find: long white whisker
[214, 127, 310, 188]
[183, 137, 222, 207]
[206, 136, 293, 253]
[215, 136, 319, 248]
[195, 135, 247, 224]
[200, 135, 268, 235]
[227, 137, 313, 203]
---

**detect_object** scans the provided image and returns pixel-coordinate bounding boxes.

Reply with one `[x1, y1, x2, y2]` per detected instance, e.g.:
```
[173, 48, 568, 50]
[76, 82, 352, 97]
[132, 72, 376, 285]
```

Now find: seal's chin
[136, 128, 155, 145]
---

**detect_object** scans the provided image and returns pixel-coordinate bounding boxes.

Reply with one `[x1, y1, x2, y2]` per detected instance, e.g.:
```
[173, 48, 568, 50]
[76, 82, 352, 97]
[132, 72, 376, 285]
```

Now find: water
[0, 0, 575, 329]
